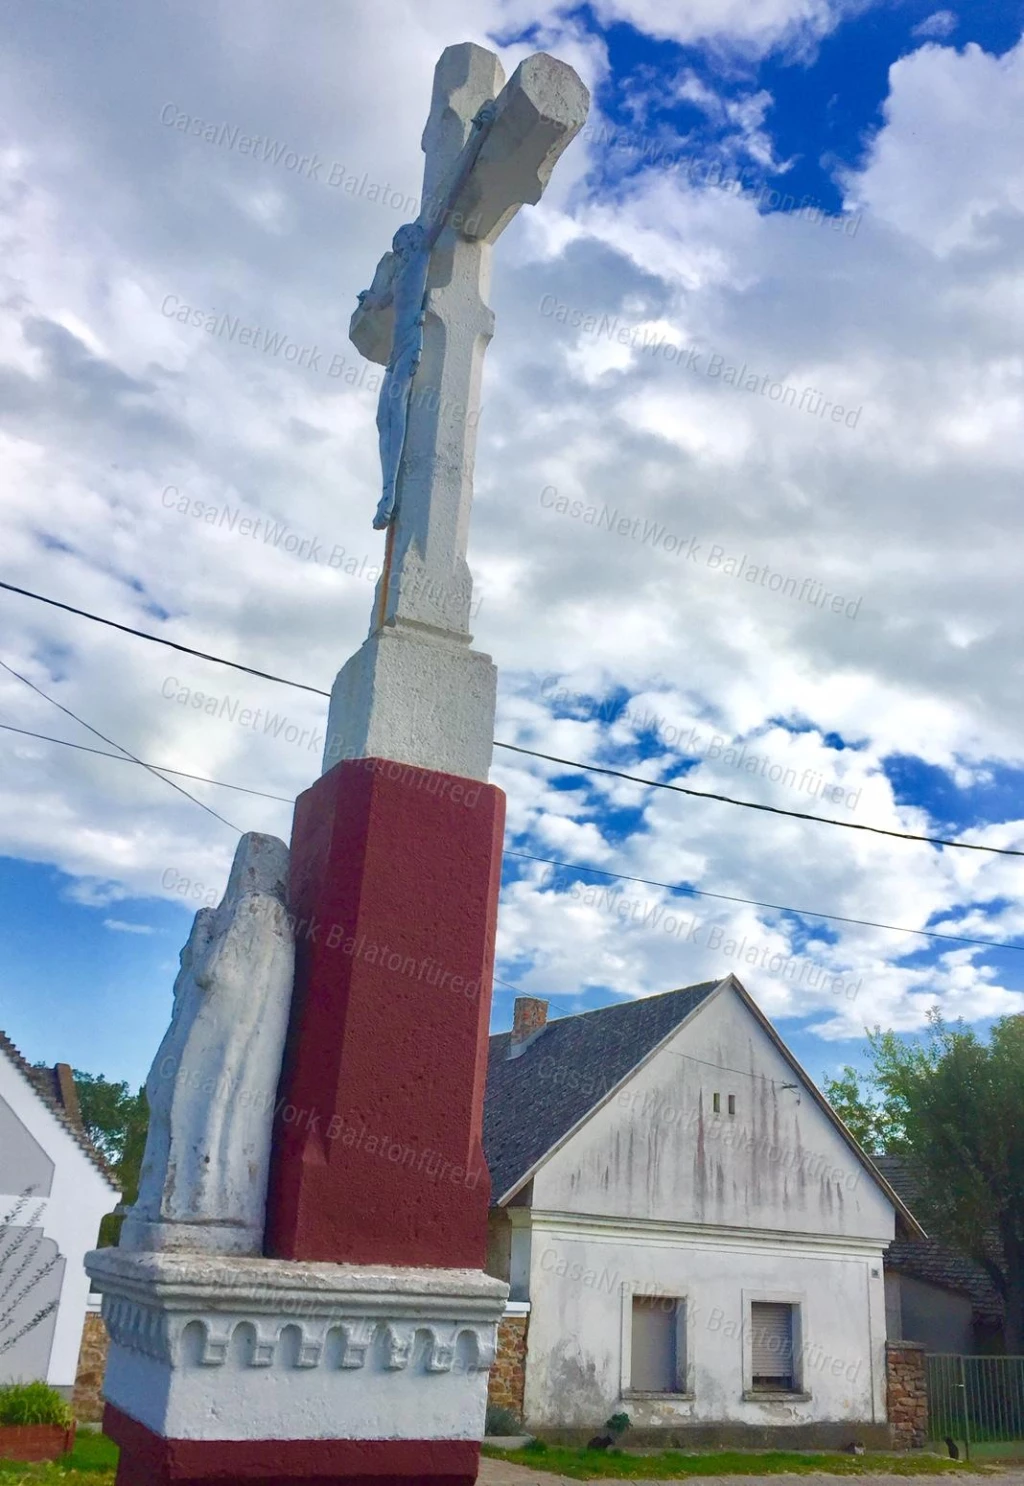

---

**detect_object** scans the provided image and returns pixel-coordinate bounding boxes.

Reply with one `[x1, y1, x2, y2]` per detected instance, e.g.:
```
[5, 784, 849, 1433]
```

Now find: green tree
[825, 1012, 1024, 1351]
[821, 1065, 885, 1152]
[69, 1071, 149, 1247]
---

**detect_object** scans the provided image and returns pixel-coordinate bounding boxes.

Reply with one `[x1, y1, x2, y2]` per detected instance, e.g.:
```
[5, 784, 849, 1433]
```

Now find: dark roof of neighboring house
[0, 1029, 118, 1190]
[483, 980, 721, 1202]
[874, 1154, 1003, 1323]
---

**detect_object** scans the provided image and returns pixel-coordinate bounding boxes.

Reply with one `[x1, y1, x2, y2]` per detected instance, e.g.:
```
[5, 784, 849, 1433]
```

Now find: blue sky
[1, 0, 1023, 1095]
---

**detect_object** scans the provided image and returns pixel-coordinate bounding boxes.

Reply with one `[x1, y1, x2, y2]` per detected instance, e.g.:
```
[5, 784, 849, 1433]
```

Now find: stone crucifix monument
[86, 41, 587, 1486]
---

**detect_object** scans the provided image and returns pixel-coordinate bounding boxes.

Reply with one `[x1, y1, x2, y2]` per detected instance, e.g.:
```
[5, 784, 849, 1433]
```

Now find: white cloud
[103, 919, 157, 935]
[851, 36, 1024, 254]
[524, 0, 847, 58]
[1, 0, 1023, 1049]
[912, 10, 957, 40]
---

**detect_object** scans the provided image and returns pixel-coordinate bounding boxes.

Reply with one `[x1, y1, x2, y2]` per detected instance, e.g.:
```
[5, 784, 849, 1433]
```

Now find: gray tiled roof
[0, 1030, 118, 1189]
[483, 981, 720, 1202]
[874, 1154, 1003, 1322]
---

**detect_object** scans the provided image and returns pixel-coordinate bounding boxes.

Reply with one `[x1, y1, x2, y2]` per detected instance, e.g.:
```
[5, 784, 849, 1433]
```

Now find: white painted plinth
[323, 621, 496, 781]
[85, 1248, 508, 1442]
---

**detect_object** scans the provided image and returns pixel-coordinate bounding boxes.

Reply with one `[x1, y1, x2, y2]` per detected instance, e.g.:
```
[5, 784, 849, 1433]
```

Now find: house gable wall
[516, 982, 895, 1433]
[0, 1051, 118, 1392]
[531, 981, 894, 1243]
[0, 1093, 55, 1196]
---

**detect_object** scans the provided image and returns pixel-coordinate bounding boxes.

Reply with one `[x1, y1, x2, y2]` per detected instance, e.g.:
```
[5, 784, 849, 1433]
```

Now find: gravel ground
[478, 1467, 1024, 1486]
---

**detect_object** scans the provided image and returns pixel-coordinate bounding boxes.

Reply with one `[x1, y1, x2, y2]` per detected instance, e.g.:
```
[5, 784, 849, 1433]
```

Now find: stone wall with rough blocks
[487, 1311, 528, 1420]
[886, 1339, 928, 1449]
[73, 1310, 109, 1423]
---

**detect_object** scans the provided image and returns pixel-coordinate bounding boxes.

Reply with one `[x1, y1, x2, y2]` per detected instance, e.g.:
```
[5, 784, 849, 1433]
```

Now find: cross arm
[436, 52, 589, 243]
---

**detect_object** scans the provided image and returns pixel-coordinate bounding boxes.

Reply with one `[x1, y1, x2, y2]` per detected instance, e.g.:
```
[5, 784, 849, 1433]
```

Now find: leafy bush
[485, 1403, 522, 1435]
[0, 1381, 72, 1427]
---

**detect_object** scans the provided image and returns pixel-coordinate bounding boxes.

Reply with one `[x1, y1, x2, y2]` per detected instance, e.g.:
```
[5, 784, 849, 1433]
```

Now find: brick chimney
[55, 1063, 83, 1129]
[508, 996, 548, 1059]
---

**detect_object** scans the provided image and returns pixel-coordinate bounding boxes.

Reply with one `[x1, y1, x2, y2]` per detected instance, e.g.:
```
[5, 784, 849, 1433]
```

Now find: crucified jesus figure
[360, 222, 431, 530]
[357, 102, 498, 532]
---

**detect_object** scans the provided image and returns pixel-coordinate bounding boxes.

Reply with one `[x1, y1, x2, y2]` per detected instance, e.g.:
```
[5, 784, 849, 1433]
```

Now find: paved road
[479, 1466, 1024, 1486]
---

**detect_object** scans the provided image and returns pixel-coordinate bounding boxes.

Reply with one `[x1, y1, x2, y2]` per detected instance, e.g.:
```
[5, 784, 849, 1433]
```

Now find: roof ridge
[0, 1029, 119, 1190]
[488, 979, 719, 1039]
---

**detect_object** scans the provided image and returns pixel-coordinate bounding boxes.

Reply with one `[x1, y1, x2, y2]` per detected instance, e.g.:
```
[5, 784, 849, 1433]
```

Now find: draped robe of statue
[120, 833, 295, 1256]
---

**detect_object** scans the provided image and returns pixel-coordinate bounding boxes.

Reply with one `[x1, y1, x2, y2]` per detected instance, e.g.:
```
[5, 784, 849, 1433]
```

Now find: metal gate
[926, 1355, 1024, 1461]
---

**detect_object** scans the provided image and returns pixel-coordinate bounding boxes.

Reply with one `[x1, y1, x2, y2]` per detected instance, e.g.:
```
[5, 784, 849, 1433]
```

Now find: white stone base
[84, 1248, 508, 1442]
[117, 1216, 262, 1256]
[322, 621, 496, 781]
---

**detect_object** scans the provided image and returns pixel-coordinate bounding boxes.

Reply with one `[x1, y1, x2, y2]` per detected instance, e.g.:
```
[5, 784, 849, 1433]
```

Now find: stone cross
[324, 44, 588, 782]
[352, 43, 588, 636]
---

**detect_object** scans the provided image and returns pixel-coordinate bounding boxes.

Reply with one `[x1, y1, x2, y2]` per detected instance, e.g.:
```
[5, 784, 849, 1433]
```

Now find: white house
[483, 976, 923, 1444]
[0, 1030, 119, 1397]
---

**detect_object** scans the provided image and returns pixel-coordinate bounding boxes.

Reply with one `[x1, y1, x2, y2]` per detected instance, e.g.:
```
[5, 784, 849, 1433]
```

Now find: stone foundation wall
[487, 1311, 528, 1421]
[73, 1310, 109, 1424]
[886, 1339, 927, 1450]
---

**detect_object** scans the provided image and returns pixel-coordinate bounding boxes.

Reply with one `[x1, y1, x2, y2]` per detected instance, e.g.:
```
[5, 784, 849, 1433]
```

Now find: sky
[1, 0, 1023, 1095]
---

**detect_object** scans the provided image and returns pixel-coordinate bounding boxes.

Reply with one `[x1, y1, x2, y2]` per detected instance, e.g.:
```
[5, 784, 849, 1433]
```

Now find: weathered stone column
[886, 1340, 928, 1449]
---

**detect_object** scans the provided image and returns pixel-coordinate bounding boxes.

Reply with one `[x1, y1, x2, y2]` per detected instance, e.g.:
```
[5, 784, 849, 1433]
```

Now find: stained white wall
[521, 1217, 889, 1428]
[531, 981, 894, 1240]
[0, 1054, 119, 1393]
[517, 980, 895, 1429]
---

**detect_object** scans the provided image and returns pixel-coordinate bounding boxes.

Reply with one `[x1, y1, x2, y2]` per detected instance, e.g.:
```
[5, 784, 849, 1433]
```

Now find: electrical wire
[3, 578, 1022, 858]
[0, 659, 241, 833]
[503, 847, 1024, 953]
[0, 723, 294, 803]
[3, 721, 1020, 954]
[0, 580, 330, 696]
[494, 741, 1024, 858]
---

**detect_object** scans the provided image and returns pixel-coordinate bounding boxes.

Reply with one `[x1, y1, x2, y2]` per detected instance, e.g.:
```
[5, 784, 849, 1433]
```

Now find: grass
[0, 1387, 71, 1430]
[0, 1432, 117, 1482]
[480, 1444, 983, 1479]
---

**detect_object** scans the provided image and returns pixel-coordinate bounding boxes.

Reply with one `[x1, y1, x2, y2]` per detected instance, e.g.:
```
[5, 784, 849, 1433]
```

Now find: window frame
[620, 1285, 694, 1400]
[741, 1290, 810, 1401]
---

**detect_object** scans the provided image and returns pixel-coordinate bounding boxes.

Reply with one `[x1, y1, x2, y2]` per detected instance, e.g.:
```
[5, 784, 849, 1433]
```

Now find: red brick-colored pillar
[886, 1340, 928, 1449]
[266, 756, 504, 1269]
[487, 1310, 530, 1422]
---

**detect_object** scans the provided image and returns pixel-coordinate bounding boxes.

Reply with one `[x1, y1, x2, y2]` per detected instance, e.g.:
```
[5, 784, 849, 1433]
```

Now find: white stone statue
[363, 100, 500, 532]
[363, 223, 432, 531]
[120, 833, 294, 1256]
[325, 44, 589, 782]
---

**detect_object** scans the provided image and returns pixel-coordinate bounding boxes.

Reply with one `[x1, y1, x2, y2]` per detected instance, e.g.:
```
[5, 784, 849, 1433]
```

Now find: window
[629, 1296, 685, 1393]
[712, 1091, 720, 1113]
[750, 1302, 796, 1390]
[727, 1094, 736, 1115]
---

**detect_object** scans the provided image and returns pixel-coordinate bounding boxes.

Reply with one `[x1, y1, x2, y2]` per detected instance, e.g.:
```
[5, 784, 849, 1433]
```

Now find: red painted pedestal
[106, 1405, 480, 1484]
[106, 758, 506, 1486]
[267, 756, 504, 1270]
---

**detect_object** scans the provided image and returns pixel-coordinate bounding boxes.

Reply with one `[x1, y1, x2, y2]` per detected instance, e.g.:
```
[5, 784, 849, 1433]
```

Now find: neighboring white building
[483, 975, 923, 1443]
[0, 1031, 119, 1397]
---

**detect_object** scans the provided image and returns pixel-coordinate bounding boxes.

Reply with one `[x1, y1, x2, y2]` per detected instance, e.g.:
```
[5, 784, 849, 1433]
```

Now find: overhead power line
[0, 659, 241, 833]
[504, 848, 1024, 954]
[0, 579, 330, 696]
[4, 723, 1020, 956]
[0, 723, 293, 803]
[3, 578, 1023, 858]
[495, 741, 1024, 858]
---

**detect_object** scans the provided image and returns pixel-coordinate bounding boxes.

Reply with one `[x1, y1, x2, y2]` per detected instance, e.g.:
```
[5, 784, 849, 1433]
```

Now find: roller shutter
[750, 1301, 794, 1386]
